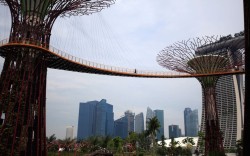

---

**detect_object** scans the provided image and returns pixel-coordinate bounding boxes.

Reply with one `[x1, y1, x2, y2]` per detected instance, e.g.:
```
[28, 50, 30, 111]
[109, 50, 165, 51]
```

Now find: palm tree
[146, 116, 161, 155]
[182, 137, 195, 147]
[46, 134, 57, 152]
[46, 134, 57, 143]
[168, 138, 181, 156]
[157, 135, 167, 155]
[160, 135, 166, 148]
[182, 137, 195, 155]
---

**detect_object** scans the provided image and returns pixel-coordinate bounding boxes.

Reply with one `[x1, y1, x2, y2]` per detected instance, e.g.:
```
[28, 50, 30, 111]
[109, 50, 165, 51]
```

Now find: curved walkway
[0, 39, 245, 78]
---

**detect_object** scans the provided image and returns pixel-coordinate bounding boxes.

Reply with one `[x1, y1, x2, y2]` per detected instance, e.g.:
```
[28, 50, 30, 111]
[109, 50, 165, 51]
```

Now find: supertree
[0, 0, 115, 155]
[157, 35, 244, 156]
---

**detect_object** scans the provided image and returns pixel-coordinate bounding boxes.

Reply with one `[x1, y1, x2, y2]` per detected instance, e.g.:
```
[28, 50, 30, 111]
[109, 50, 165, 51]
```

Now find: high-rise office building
[114, 110, 135, 138]
[114, 116, 128, 139]
[124, 110, 135, 132]
[146, 107, 155, 129]
[77, 100, 98, 140]
[154, 110, 164, 140]
[66, 126, 74, 140]
[179, 128, 182, 137]
[197, 36, 245, 149]
[184, 108, 192, 136]
[135, 112, 144, 134]
[184, 108, 199, 137]
[77, 99, 114, 140]
[169, 124, 181, 138]
[95, 99, 114, 136]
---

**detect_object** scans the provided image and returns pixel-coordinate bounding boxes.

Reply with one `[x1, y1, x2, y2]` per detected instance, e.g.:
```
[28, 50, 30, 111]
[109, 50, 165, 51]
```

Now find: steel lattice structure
[0, 0, 115, 156]
[157, 35, 245, 156]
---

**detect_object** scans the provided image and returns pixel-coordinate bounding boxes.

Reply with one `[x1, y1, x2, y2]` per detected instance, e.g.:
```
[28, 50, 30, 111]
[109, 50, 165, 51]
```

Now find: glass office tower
[77, 99, 114, 140]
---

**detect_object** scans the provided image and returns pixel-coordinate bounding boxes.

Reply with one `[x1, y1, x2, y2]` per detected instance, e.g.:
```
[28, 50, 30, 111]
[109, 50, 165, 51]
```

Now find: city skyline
[0, 0, 243, 139]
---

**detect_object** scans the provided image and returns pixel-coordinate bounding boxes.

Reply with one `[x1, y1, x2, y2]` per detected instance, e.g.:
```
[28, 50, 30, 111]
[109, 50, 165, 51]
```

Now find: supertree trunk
[0, 48, 47, 156]
[0, 2, 49, 153]
[203, 86, 224, 155]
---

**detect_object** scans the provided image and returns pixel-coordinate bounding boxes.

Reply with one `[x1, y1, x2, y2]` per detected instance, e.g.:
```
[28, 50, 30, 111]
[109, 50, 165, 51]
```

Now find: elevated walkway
[0, 39, 245, 78]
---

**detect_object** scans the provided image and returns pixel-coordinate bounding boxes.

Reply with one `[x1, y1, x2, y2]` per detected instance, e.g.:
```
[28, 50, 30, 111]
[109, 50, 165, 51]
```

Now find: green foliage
[126, 131, 138, 145]
[137, 131, 151, 152]
[159, 135, 166, 147]
[113, 136, 124, 154]
[146, 116, 161, 156]
[101, 135, 112, 148]
[156, 146, 168, 155]
[198, 131, 205, 153]
[236, 139, 243, 156]
[46, 134, 56, 143]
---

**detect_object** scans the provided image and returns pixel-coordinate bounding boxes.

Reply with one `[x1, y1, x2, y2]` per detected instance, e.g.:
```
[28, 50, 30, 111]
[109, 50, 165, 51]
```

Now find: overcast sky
[0, 0, 244, 139]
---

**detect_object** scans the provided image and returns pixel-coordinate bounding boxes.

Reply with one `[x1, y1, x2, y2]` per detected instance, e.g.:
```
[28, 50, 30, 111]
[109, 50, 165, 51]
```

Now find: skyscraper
[196, 36, 245, 149]
[77, 99, 114, 140]
[146, 107, 155, 129]
[184, 108, 192, 136]
[184, 108, 199, 137]
[169, 125, 181, 138]
[154, 110, 164, 140]
[95, 99, 114, 136]
[77, 100, 98, 140]
[124, 110, 135, 132]
[135, 112, 144, 133]
[114, 116, 128, 139]
[66, 126, 74, 140]
[114, 110, 135, 138]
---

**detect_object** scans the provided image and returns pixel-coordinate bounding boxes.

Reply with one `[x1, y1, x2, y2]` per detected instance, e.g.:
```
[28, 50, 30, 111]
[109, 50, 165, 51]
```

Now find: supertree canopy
[0, 0, 115, 156]
[0, 0, 115, 45]
[157, 35, 244, 155]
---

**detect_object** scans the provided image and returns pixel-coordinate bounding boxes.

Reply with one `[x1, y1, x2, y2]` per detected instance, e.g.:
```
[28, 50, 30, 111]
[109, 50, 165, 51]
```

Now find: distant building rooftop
[158, 137, 199, 147]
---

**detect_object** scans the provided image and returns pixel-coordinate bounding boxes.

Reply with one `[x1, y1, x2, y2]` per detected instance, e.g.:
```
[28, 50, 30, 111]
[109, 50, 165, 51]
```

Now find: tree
[137, 131, 151, 152]
[46, 134, 58, 152]
[160, 135, 166, 148]
[46, 134, 57, 143]
[113, 136, 123, 154]
[182, 137, 195, 156]
[101, 135, 112, 148]
[182, 137, 195, 148]
[167, 138, 181, 156]
[146, 116, 161, 155]
[157, 135, 167, 156]
[127, 132, 138, 146]
[236, 139, 243, 156]
[57, 138, 76, 152]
